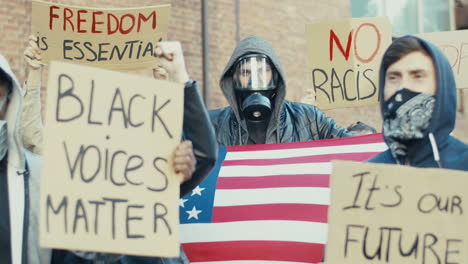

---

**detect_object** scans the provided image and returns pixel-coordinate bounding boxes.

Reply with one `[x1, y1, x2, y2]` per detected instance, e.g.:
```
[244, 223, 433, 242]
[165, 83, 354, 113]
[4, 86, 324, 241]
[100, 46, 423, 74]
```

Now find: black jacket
[209, 35, 352, 145]
[180, 81, 218, 196]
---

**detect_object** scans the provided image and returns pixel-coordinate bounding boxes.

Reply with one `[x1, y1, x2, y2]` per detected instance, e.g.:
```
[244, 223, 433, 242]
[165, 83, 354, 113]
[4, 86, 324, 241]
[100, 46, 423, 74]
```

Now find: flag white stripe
[213, 187, 330, 206]
[218, 162, 331, 177]
[225, 142, 387, 160]
[180, 221, 328, 244]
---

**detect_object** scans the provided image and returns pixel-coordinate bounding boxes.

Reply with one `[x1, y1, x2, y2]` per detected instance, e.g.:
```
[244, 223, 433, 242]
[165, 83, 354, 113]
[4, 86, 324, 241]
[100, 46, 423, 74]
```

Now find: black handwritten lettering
[87, 80, 103, 125]
[46, 194, 68, 233]
[381, 185, 403, 207]
[147, 157, 168, 192]
[445, 239, 462, 264]
[73, 199, 89, 234]
[102, 197, 128, 240]
[63, 40, 73, 60]
[63, 141, 83, 180]
[89, 200, 105, 235]
[126, 205, 145, 239]
[108, 88, 129, 128]
[79, 145, 101, 183]
[343, 171, 370, 210]
[312, 69, 330, 103]
[124, 155, 144, 186]
[56, 73, 84, 122]
[153, 203, 171, 235]
[151, 95, 172, 138]
[423, 233, 440, 264]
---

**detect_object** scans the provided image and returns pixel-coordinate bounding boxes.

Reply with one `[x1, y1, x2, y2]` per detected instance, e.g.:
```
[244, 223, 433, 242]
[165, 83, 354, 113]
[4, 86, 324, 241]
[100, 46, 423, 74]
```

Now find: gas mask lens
[235, 55, 273, 90]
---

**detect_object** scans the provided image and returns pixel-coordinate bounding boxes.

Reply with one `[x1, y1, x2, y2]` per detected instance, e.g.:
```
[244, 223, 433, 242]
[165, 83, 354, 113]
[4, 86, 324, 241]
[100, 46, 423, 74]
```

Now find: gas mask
[383, 88, 435, 157]
[233, 54, 278, 122]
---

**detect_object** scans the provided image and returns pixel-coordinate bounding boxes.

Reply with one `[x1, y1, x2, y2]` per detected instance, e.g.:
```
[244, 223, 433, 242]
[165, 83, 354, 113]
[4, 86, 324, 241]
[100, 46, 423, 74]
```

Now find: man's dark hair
[382, 37, 430, 73]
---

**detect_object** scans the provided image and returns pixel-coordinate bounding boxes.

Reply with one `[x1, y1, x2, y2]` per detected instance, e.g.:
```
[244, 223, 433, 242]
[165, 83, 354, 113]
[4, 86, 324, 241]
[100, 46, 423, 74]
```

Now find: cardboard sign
[39, 61, 184, 257]
[417, 30, 468, 89]
[32, 0, 169, 70]
[326, 161, 468, 263]
[306, 17, 392, 109]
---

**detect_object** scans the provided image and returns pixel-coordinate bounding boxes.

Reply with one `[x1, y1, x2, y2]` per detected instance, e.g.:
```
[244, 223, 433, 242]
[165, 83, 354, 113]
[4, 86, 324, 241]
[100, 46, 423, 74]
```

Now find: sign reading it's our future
[326, 161, 468, 264]
[39, 61, 184, 257]
[32, 0, 169, 70]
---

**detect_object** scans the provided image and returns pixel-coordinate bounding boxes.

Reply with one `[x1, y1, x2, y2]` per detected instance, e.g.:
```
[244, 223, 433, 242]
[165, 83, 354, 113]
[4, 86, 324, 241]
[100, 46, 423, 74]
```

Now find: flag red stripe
[227, 133, 384, 152]
[222, 152, 380, 166]
[182, 241, 324, 263]
[216, 174, 329, 189]
[212, 204, 328, 223]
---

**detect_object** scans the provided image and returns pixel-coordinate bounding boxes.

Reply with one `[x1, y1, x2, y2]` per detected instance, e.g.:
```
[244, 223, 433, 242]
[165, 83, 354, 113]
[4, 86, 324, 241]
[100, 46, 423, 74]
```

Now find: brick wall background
[0, 0, 466, 142]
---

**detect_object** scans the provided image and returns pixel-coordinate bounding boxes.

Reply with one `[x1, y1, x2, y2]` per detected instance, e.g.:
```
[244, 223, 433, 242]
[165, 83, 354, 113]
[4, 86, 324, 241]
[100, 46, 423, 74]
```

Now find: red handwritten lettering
[119, 14, 136, 35]
[63, 8, 74, 31]
[49, 6, 60, 30]
[91, 11, 104, 34]
[329, 29, 353, 61]
[77, 10, 88, 33]
[137, 11, 156, 32]
[354, 23, 381, 63]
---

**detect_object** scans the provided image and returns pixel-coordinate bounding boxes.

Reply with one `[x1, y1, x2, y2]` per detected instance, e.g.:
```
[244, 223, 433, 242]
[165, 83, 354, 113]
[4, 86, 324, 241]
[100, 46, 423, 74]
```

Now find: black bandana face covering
[383, 88, 435, 157]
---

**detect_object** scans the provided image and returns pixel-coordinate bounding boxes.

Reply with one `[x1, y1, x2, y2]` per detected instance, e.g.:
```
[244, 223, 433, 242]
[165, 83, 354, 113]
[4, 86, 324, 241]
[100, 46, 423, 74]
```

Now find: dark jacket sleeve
[180, 81, 218, 197]
[314, 108, 355, 139]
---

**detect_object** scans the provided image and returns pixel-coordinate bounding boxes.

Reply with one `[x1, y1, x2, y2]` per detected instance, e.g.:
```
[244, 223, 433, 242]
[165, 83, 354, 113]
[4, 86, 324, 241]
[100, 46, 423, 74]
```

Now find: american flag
[179, 134, 387, 264]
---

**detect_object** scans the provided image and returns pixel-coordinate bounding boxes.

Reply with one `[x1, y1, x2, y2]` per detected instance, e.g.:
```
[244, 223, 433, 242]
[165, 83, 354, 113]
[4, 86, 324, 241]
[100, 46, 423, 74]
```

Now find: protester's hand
[173, 140, 196, 184]
[154, 41, 189, 84]
[300, 87, 315, 105]
[153, 66, 169, 80]
[24, 35, 42, 70]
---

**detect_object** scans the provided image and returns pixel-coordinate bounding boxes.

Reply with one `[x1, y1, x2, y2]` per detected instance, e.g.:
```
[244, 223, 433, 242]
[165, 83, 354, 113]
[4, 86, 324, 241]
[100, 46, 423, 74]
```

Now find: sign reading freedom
[39, 61, 184, 257]
[32, 0, 170, 70]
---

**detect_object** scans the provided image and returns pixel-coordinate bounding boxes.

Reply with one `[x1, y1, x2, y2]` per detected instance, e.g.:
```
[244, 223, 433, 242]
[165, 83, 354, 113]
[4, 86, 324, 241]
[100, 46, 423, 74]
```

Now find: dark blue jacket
[369, 36, 468, 170]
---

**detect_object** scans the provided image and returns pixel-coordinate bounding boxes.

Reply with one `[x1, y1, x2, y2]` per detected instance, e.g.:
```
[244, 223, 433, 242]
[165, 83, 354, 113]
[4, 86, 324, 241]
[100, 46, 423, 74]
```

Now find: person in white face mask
[0, 39, 52, 263]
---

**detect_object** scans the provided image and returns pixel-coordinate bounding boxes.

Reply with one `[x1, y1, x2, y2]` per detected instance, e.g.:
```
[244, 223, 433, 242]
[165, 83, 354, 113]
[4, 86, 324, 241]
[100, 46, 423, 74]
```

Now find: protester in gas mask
[369, 36, 468, 169]
[209, 35, 353, 146]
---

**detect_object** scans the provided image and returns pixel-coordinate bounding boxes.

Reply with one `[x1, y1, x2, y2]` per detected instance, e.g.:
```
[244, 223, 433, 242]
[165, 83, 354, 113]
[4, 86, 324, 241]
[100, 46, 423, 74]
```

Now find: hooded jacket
[209, 35, 352, 146]
[0, 53, 51, 264]
[369, 36, 468, 170]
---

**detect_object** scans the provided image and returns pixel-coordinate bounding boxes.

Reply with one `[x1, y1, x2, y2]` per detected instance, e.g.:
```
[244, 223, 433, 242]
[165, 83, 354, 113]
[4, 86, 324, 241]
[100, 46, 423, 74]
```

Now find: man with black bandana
[369, 36, 468, 169]
[209, 35, 353, 146]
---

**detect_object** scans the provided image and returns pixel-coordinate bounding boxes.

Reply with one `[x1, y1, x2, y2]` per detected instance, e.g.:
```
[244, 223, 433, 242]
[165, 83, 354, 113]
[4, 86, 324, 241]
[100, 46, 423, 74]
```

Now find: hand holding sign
[24, 35, 43, 70]
[173, 140, 196, 184]
[154, 41, 189, 84]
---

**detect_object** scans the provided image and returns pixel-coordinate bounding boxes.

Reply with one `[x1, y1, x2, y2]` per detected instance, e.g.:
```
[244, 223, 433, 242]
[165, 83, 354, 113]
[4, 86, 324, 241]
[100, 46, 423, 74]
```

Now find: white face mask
[0, 120, 7, 160]
[0, 95, 7, 111]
